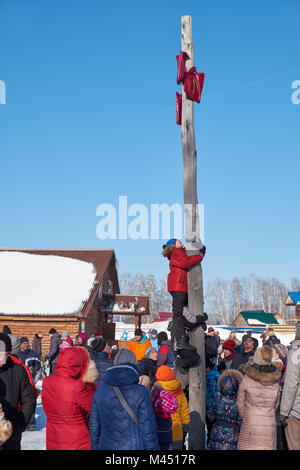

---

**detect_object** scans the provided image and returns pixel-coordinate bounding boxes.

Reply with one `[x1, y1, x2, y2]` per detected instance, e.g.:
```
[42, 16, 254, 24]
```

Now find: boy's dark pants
[170, 291, 188, 341]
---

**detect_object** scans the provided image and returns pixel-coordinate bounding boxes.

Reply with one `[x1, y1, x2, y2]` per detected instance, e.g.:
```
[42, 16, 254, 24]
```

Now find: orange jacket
[128, 337, 152, 362]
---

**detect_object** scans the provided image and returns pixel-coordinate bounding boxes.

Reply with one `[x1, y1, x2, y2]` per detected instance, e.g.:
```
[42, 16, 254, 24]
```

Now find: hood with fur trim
[244, 361, 282, 385]
[218, 369, 243, 396]
[54, 346, 97, 382]
[82, 358, 98, 384]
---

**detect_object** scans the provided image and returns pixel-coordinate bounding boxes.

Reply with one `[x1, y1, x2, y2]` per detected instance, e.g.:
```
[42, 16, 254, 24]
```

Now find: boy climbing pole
[162, 238, 206, 351]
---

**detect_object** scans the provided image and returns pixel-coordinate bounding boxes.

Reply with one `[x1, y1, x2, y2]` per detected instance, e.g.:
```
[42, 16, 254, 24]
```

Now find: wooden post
[181, 15, 206, 450]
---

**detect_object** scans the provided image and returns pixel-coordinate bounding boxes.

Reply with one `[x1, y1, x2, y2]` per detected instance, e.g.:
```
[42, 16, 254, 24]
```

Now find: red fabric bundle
[176, 92, 182, 125]
[176, 51, 190, 84]
[184, 67, 205, 103]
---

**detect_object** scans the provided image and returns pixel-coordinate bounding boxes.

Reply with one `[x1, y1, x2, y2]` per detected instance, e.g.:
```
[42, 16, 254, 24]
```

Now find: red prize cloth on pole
[184, 67, 205, 103]
[176, 51, 190, 84]
[176, 92, 182, 125]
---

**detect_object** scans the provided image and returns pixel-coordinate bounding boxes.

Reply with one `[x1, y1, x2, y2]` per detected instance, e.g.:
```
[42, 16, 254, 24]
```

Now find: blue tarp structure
[285, 292, 300, 305]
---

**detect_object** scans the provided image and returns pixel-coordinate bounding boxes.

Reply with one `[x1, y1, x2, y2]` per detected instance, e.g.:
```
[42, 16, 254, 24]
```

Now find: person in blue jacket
[206, 356, 220, 446]
[89, 348, 159, 450]
[207, 369, 243, 450]
[149, 330, 159, 350]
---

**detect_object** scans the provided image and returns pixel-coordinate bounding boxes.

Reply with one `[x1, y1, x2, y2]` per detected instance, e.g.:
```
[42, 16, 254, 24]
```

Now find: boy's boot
[176, 335, 197, 351]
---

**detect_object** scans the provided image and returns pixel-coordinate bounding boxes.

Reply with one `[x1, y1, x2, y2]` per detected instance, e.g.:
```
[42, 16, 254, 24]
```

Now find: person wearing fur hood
[42, 346, 98, 450]
[236, 345, 282, 450]
[207, 369, 243, 450]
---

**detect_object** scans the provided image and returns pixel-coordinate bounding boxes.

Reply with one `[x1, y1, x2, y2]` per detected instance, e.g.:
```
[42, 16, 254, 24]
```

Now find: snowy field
[20, 321, 295, 450]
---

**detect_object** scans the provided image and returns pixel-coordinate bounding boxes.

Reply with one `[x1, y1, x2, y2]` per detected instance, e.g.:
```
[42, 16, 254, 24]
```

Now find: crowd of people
[204, 325, 300, 450]
[0, 320, 299, 451]
[0, 239, 299, 450]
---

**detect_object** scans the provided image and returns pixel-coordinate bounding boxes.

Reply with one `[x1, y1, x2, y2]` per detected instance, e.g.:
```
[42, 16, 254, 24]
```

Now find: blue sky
[0, 0, 299, 289]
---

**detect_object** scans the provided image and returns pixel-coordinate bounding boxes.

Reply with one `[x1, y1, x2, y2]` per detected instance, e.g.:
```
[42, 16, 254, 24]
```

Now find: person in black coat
[2, 325, 12, 335]
[44, 329, 62, 374]
[32, 332, 43, 360]
[90, 337, 113, 384]
[205, 328, 219, 363]
[231, 336, 256, 371]
[138, 347, 158, 387]
[0, 334, 36, 450]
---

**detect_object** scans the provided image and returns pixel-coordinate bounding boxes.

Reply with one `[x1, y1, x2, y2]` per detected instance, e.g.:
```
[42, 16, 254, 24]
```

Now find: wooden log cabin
[0, 249, 149, 356]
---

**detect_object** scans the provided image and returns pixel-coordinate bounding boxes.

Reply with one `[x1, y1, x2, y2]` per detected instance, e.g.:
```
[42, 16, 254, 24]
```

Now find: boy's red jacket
[167, 247, 205, 292]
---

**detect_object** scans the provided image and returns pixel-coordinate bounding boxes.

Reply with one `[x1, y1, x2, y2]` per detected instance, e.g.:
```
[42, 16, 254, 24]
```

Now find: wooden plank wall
[0, 316, 79, 358]
[0, 309, 108, 357]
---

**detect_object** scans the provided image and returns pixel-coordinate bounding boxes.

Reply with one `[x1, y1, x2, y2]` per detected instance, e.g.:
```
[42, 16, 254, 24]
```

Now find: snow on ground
[20, 322, 295, 450]
[115, 321, 295, 347]
[21, 381, 46, 450]
[0, 251, 97, 315]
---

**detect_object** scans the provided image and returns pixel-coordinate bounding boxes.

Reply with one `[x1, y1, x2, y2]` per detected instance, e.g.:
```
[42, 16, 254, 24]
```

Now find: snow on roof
[0, 251, 97, 315]
[247, 318, 266, 326]
[240, 310, 279, 325]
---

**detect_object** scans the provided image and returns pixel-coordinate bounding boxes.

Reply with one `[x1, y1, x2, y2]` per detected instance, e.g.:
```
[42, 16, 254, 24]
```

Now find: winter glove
[191, 239, 204, 250]
[279, 415, 288, 428]
[200, 245, 206, 257]
[197, 312, 208, 323]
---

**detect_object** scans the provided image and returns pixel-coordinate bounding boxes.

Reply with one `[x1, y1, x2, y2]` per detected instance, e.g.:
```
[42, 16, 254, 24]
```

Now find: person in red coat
[162, 238, 206, 351]
[42, 346, 98, 450]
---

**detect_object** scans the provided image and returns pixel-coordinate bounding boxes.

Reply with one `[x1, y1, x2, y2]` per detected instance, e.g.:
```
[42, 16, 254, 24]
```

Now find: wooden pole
[181, 15, 206, 450]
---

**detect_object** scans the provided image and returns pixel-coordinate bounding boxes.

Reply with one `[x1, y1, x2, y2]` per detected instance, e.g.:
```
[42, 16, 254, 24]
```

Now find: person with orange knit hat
[155, 365, 190, 450]
[151, 365, 178, 450]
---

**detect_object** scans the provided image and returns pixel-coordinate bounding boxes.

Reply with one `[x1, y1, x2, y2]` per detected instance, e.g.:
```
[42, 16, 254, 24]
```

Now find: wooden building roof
[0, 249, 119, 318]
[232, 310, 280, 326]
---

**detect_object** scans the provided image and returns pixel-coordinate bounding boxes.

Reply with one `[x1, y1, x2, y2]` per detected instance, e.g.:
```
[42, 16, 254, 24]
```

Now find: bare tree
[120, 272, 298, 325]
[291, 278, 300, 291]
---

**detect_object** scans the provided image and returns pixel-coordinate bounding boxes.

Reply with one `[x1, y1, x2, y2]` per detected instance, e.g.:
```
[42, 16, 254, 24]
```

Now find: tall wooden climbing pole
[180, 14, 206, 450]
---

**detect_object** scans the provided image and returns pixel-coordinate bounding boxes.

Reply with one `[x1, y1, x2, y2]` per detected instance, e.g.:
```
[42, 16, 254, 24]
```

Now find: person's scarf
[156, 379, 184, 397]
[225, 350, 236, 362]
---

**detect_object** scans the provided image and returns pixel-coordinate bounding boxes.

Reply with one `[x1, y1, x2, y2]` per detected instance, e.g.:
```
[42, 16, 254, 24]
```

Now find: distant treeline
[117, 273, 299, 325]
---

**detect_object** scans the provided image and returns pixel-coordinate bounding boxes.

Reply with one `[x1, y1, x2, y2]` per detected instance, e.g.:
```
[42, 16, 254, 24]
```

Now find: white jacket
[280, 339, 300, 419]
